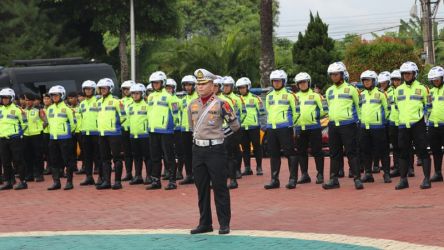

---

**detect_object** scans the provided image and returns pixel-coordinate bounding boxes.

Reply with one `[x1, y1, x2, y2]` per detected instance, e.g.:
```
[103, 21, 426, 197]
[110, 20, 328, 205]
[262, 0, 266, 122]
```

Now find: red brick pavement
[1, 157, 443, 247]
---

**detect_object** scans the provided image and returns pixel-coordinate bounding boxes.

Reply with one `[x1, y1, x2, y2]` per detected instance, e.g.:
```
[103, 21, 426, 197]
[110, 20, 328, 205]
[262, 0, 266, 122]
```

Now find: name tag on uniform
[415, 89, 421, 95]
[344, 88, 350, 93]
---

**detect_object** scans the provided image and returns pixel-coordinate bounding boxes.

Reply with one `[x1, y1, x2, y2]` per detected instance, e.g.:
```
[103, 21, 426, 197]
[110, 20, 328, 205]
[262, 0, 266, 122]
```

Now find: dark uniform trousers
[130, 137, 151, 178]
[295, 128, 324, 177]
[72, 132, 83, 171]
[173, 130, 185, 175]
[389, 125, 414, 171]
[240, 128, 262, 169]
[99, 136, 123, 184]
[328, 123, 360, 179]
[182, 131, 194, 177]
[49, 138, 76, 182]
[42, 133, 51, 173]
[192, 144, 230, 227]
[149, 132, 176, 182]
[359, 127, 390, 174]
[266, 127, 298, 181]
[0, 137, 26, 183]
[224, 133, 241, 180]
[428, 126, 444, 174]
[398, 119, 430, 178]
[24, 133, 44, 179]
[122, 130, 133, 177]
[82, 135, 101, 178]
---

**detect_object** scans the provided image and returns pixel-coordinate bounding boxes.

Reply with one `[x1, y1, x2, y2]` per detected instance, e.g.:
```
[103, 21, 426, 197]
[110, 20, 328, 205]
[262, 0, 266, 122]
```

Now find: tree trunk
[259, 0, 275, 88]
[119, 24, 129, 82]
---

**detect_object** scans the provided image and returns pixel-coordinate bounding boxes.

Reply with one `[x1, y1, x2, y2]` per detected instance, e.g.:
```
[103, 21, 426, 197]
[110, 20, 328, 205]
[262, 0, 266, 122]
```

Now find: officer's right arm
[221, 101, 240, 132]
[187, 103, 194, 132]
[316, 94, 327, 118]
[351, 87, 361, 120]
[290, 93, 299, 126]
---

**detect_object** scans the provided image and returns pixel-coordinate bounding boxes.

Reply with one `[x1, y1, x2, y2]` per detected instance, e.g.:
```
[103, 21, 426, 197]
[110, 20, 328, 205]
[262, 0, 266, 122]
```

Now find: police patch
[282, 94, 288, 100]
[309, 95, 314, 100]
[191, 104, 199, 111]
[344, 88, 350, 93]
[415, 89, 421, 95]
[10, 110, 15, 115]
[249, 99, 254, 105]
[108, 101, 113, 105]
[141, 106, 146, 111]
[374, 93, 380, 99]
[61, 108, 66, 113]
[399, 89, 404, 95]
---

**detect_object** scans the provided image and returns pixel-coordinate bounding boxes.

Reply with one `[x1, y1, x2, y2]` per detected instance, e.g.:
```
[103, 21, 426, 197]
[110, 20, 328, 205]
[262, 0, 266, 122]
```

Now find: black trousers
[99, 136, 123, 183]
[173, 130, 184, 171]
[224, 133, 241, 180]
[182, 131, 193, 176]
[429, 126, 444, 173]
[359, 127, 390, 174]
[192, 144, 230, 227]
[82, 135, 101, 177]
[24, 134, 44, 178]
[240, 128, 263, 169]
[398, 120, 430, 178]
[130, 137, 150, 177]
[149, 132, 176, 181]
[42, 133, 50, 171]
[49, 139, 76, 182]
[72, 132, 83, 165]
[122, 130, 133, 176]
[266, 127, 297, 180]
[0, 137, 26, 183]
[295, 128, 324, 176]
[328, 123, 360, 179]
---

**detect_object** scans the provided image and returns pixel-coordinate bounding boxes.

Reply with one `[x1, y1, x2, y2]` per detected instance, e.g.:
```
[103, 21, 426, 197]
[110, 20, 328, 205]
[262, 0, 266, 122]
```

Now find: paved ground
[1, 157, 444, 249]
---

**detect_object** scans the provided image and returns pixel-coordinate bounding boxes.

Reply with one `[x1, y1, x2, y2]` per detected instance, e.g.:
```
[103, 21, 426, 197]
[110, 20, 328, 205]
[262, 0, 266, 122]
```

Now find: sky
[276, 0, 444, 41]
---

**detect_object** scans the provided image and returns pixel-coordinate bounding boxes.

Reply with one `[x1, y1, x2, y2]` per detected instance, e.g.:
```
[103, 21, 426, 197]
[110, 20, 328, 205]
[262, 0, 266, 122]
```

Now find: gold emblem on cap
[197, 70, 204, 79]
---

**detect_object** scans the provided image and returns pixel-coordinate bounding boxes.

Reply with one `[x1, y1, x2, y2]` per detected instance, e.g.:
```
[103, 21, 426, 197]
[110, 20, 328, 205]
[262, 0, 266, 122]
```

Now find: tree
[292, 12, 337, 88]
[0, 0, 84, 66]
[259, 0, 275, 87]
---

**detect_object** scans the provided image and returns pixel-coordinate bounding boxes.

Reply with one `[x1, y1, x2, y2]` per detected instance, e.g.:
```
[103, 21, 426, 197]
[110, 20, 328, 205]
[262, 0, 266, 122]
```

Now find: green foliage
[292, 12, 338, 88]
[343, 36, 421, 82]
[0, 0, 84, 66]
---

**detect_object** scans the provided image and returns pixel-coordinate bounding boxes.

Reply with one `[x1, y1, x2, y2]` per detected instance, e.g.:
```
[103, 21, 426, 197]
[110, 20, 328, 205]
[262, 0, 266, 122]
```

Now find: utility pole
[420, 0, 438, 65]
[130, 0, 136, 80]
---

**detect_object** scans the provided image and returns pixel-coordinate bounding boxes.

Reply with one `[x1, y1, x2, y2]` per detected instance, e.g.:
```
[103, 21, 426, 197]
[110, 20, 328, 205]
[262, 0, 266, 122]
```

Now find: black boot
[430, 171, 443, 182]
[162, 167, 170, 180]
[14, 181, 27, 190]
[0, 181, 13, 190]
[322, 177, 340, 189]
[256, 166, 263, 176]
[235, 170, 242, 179]
[297, 173, 311, 184]
[80, 176, 95, 186]
[431, 154, 443, 182]
[179, 175, 194, 185]
[227, 179, 238, 189]
[122, 157, 133, 181]
[112, 162, 123, 189]
[129, 176, 144, 185]
[144, 176, 153, 185]
[285, 179, 296, 189]
[241, 166, 253, 176]
[297, 156, 311, 184]
[176, 160, 184, 180]
[64, 181, 74, 190]
[146, 177, 162, 190]
[395, 177, 409, 190]
[122, 173, 133, 182]
[361, 172, 374, 183]
[316, 173, 324, 184]
[420, 158, 431, 189]
[264, 157, 281, 189]
[390, 167, 400, 177]
[64, 165, 74, 190]
[95, 176, 103, 187]
[96, 163, 111, 190]
[47, 180, 61, 190]
[48, 167, 61, 190]
[285, 156, 298, 189]
[383, 173, 392, 183]
[354, 178, 364, 190]
[164, 181, 177, 190]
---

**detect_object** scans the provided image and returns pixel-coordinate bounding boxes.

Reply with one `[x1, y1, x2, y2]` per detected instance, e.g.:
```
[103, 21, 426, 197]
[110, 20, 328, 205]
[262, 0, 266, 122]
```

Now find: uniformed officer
[179, 75, 199, 185]
[426, 66, 444, 182]
[222, 76, 245, 178]
[78, 80, 101, 186]
[165, 78, 185, 181]
[358, 70, 391, 184]
[120, 80, 135, 182]
[394, 61, 431, 189]
[146, 71, 180, 190]
[46, 85, 77, 190]
[189, 68, 239, 235]
[236, 77, 265, 176]
[264, 70, 299, 189]
[42, 93, 52, 175]
[127, 83, 150, 185]
[294, 72, 326, 184]
[67, 91, 82, 174]
[323, 62, 363, 190]
[0, 88, 28, 190]
[96, 78, 126, 190]
[23, 93, 44, 182]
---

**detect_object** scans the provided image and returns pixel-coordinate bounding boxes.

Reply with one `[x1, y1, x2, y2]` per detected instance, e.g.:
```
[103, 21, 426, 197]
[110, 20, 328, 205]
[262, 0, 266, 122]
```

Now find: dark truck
[0, 57, 118, 97]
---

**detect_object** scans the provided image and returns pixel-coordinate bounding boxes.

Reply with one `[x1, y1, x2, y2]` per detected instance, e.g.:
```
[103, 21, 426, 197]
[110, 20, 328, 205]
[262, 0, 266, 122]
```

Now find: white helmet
[235, 77, 252, 89]
[270, 70, 288, 85]
[130, 83, 146, 97]
[328, 62, 347, 74]
[0, 88, 15, 101]
[400, 61, 419, 76]
[378, 71, 391, 85]
[146, 83, 153, 91]
[165, 78, 177, 91]
[390, 69, 402, 79]
[82, 80, 96, 90]
[48, 85, 67, 100]
[97, 78, 115, 92]
[121, 80, 136, 89]
[428, 66, 444, 81]
[181, 75, 197, 85]
[222, 76, 235, 86]
[295, 72, 312, 87]
[360, 70, 378, 86]
[149, 71, 167, 85]
[213, 76, 223, 88]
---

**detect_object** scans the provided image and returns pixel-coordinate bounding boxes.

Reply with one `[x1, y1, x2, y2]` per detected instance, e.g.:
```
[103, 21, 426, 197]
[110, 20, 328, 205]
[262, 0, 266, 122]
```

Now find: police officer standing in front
[189, 69, 239, 235]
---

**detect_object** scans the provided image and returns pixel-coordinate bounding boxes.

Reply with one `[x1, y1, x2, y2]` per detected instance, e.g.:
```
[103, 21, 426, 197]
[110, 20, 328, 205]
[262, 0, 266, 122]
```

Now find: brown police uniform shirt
[188, 94, 240, 140]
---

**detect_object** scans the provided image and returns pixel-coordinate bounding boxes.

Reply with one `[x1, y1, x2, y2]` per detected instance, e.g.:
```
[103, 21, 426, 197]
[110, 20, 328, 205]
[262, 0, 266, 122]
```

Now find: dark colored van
[0, 57, 118, 97]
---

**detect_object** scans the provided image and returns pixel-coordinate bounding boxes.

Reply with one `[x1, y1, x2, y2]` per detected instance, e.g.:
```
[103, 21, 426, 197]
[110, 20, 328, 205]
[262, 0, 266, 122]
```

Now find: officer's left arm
[290, 93, 300, 125]
[256, 96, 266, 116]
[221, 101, 240, 132]
[316, 94, 327, 118]
[169, 96, 180, 125]
[117, 100, 127, 124]
[382, 92, 389, 120]
[352, 88, 361, 119]
[423, 86, 431, 119]
[67, 108, 76, 132]
[19, 107, 28, 132]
